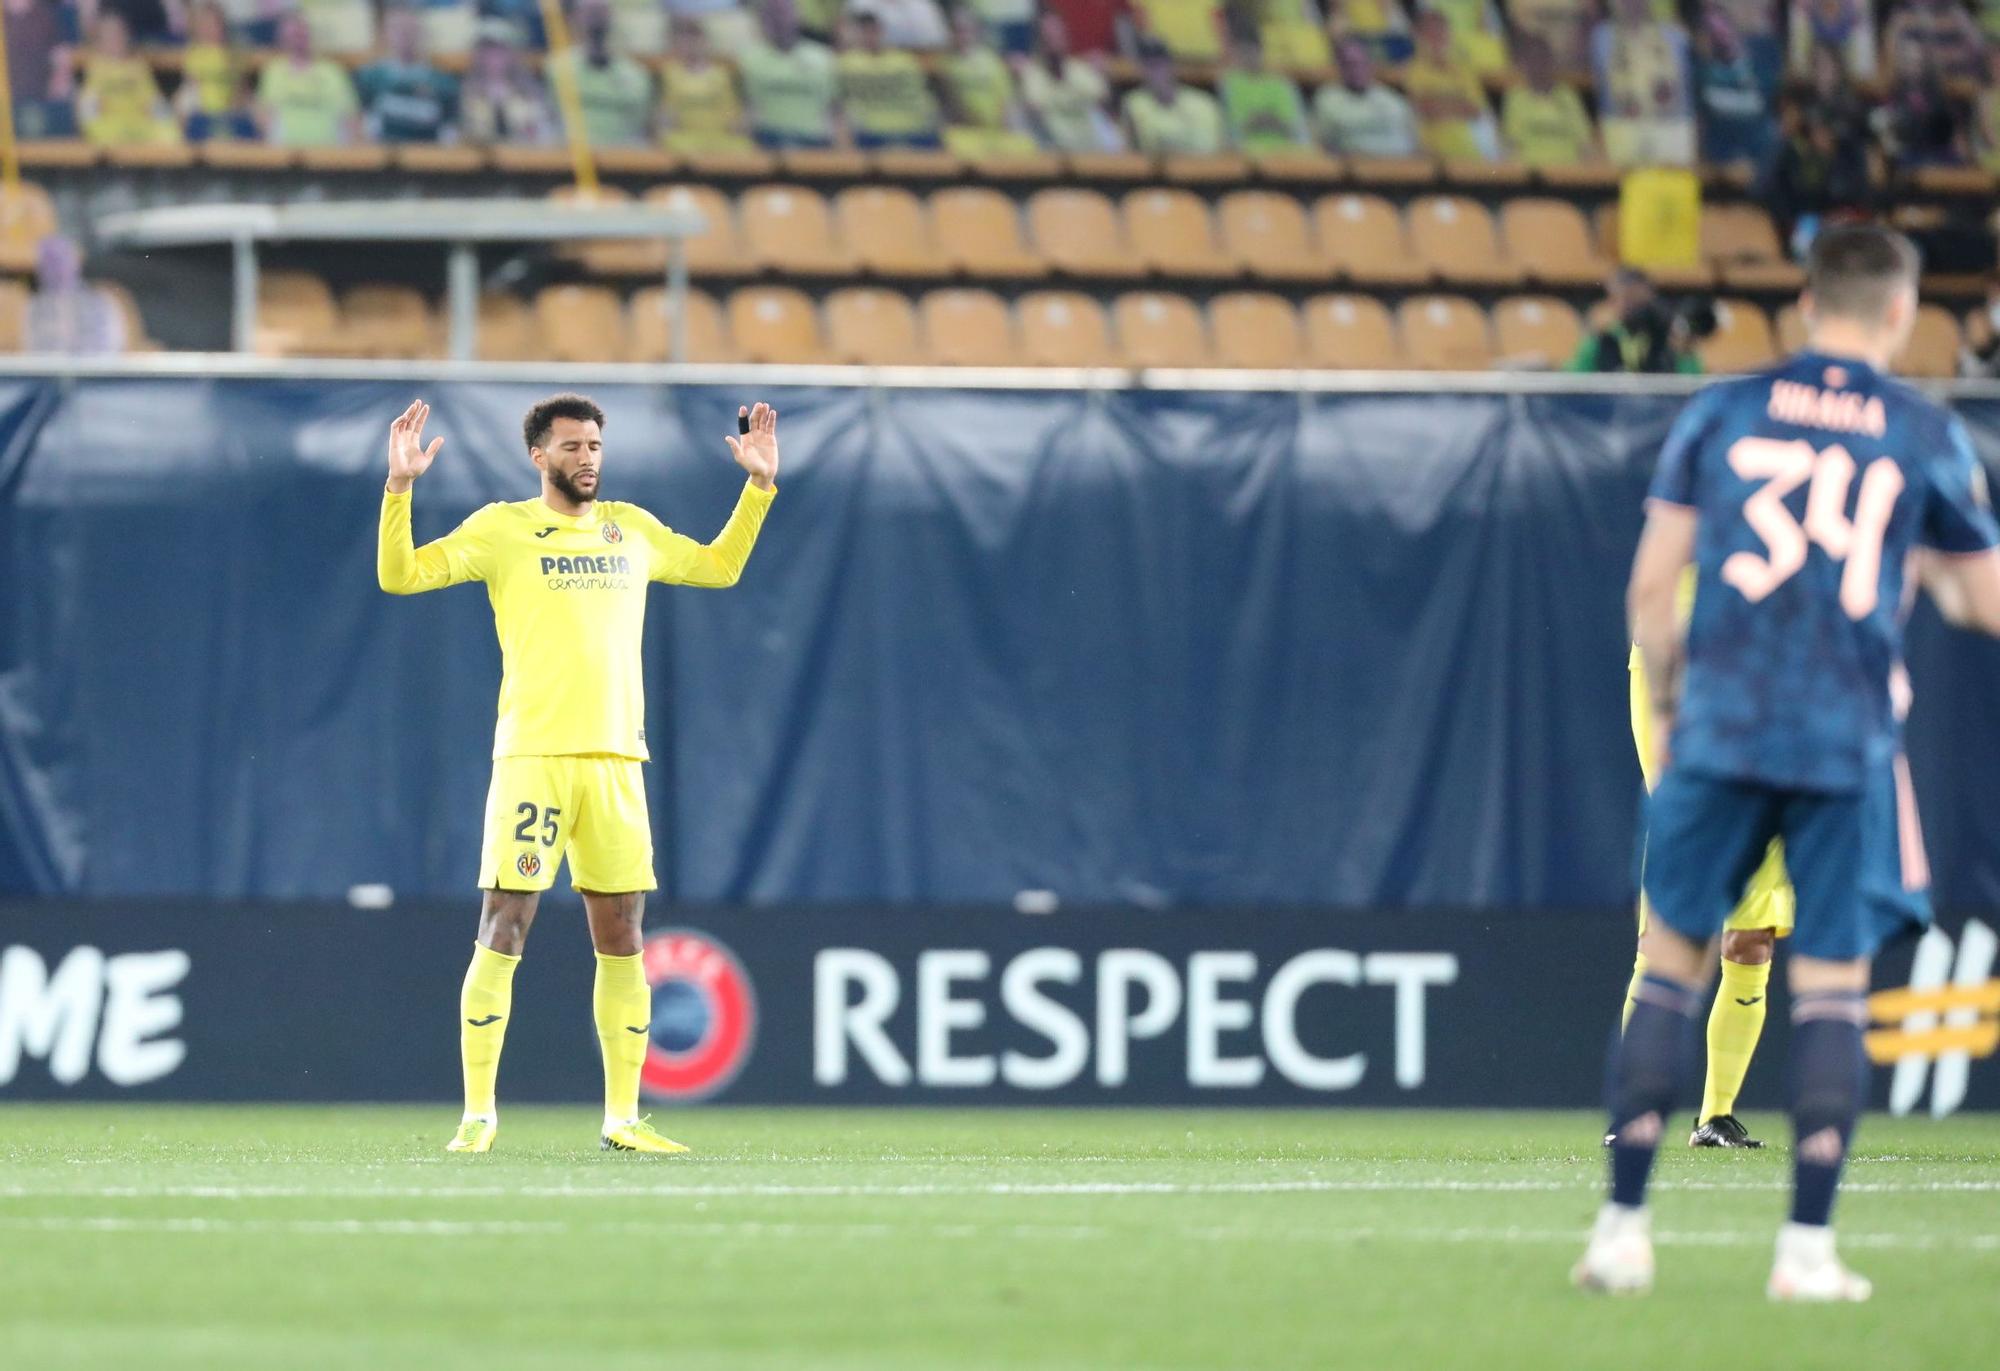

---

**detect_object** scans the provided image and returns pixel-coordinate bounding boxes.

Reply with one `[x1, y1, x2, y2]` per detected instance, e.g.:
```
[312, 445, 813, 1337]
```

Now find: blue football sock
[1605, 972, 1702, 1209]
[1789, 990, 1869, 1228]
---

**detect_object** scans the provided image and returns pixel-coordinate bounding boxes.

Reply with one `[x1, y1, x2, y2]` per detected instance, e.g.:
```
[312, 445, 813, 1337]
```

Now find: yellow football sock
[1621, 951, 1649, 1031]
[1700, 956, 1772, 1121]
[459, 942, 520, 1119]
[594, 951, 650, 1123]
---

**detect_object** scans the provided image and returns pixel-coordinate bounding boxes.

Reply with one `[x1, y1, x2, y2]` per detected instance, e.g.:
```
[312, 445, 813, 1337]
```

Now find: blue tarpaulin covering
[4, 375, 1999, 909]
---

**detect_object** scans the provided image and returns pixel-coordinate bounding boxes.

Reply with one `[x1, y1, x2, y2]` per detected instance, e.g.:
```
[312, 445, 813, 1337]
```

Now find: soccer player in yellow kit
[377, 393, 777, 1155]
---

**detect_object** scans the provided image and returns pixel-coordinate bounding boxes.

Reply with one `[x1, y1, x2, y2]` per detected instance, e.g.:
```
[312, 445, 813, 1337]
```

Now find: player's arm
[1912, 420, 2000, 636]
[644, 402, 780, 588]
[1629, 503, 1698, 773]
[377, 399, 489, 594]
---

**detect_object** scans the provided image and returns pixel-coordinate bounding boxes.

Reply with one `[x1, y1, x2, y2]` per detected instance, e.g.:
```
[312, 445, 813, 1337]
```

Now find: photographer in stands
[1565, 268, 1708, 373]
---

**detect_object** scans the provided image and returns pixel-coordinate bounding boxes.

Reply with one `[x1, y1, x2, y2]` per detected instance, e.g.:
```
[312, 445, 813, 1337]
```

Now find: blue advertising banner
[2, 901, 1992, 1112]
[5, 377, 2000, 915]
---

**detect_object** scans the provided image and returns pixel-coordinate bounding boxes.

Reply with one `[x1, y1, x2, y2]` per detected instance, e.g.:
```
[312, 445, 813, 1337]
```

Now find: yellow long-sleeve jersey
[378, 480, 774, 759]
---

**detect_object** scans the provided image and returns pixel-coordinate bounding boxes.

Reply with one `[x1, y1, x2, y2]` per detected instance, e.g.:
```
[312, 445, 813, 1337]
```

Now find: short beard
[547, 467, 596, 506]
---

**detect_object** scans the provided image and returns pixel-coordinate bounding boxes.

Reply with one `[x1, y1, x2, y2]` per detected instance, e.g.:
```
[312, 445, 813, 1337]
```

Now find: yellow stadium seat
[1217, 191, 1325, 282]
[476, 292, 540, 362]
[1407, 195, 1521, 286]
[93, 279, 159, 352]
[917, 289, 1019, 365]
[740, 184, 855, 274]
[1313, 194, 1427, 286]
[1499, 198, 1607, 288]
[824, 287, 923, 364]
[548, 184, 662, 276]
[341, 285, 435, 359]
[1113, 291, 1210, 367]
[1209, 292, 1305, 368]
[645, 185, 747, 275]
[834, 186, 950, 278]
[1492, 295, 1584, 367]
[1705, 205, 1802, 290]
[0, 181, 58, 273]
[534, 284, 628, 362]
[728, 286, 825, 363]
[1596, 203, 1715, 288]
[1697, 299, 1776, 373]
[1016, 291, 1116, 366]
[929, 188, 1044, 278]
[1027, 188, 1145, 279]
[627, 287, 729, 362]
[254, 270, 339, 356]
[1301, 293, 1402, 368]
[1397, 294, 1494, 370]
[1898, 304, 1962, 379]
[1122, 188, 1233, 280]
[0, 278, 31, 350]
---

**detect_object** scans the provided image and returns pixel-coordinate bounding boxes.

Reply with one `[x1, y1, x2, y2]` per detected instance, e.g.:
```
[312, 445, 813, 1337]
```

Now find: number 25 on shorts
[1723, 436, 1905, 619]
[512, 802, 562, 848]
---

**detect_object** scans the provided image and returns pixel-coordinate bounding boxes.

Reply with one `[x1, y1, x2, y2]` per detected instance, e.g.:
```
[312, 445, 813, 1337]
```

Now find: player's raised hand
[725, 402, 779, 492]
[386, 399, 444, 492]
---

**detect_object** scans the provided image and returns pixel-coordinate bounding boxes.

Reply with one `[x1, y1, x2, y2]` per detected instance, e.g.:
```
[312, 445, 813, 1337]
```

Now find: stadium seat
[728, 286, 824, 363]
[1016, 291, 1116, 366]
[0, 180, 58, 273]
[1312, 194, 1426, 286]
[1122, 188, 1232, 280]
[1026, 189, 1145, 279]
[1499, 199, 1607, 288]
[1301, 293, 1402, 368]
[1595, 203, 1715, 288]
[917, 289, 1019, 366]
[1397, 294, 1494, 370]
[1216, 191, 1325, 282]
[1705, 205, 1803, 290]
[740, 184, 854, 274]
[1696, 299, 1776, 372]
[1209, 292, 1305, 369]
[1899, 304, 1963, 379]
[627, 287, 729, 362]
[929, 187, 1043, 278]
[476, 292, 540, 362]
[340, 285, 435, 359]
[0, 277, 30, 350]
[548, 184, 659, 276]
[1492, 296, 1584, 367]
[534, 284, 628, 363]
[824, 287, 923, 365]
[1113, 291, 1210, 368]
[1407, 196, 1521, 287]
[645, 185, 746, 275]
[833, 186, 950, 278]
[254, 271, 339, 356]
[93, 279, 159, 352]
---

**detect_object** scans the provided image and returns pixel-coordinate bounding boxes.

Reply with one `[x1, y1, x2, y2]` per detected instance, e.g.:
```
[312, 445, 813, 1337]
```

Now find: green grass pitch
[2, 1106, 1995, 1370]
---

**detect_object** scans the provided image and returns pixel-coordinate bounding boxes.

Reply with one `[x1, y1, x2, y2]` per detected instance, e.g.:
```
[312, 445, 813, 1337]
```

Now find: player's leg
[571, 759, 685, 1155]
[1577, 770, 1772, 1294]
[1692, 920, 1777, 1147]
[1768, 788, 1873, 1303]
[452, 758, 567, 1153]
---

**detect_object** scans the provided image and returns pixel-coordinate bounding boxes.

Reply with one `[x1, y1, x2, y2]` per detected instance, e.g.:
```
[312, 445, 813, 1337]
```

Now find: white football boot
[1767, 1222, 1873, 1303]
[1572, 1203, 1655, 1295]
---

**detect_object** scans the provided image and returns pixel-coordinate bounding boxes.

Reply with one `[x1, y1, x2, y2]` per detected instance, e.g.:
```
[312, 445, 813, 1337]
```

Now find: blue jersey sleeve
[1647, 386, 1718, 508]
[1919, 418, 2000, 555]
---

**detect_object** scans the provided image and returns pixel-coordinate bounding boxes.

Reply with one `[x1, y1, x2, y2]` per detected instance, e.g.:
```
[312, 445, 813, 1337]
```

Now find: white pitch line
[0, 1178, 1995, 1200]
[0, 1215, 1991, 1254]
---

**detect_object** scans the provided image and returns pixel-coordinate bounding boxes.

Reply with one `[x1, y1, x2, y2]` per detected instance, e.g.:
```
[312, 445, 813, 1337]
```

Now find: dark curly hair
[522, 393, 606, 453]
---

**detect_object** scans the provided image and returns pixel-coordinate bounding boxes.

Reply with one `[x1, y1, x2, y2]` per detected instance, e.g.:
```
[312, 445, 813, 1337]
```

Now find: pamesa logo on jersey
[639, 929, 757, 1100]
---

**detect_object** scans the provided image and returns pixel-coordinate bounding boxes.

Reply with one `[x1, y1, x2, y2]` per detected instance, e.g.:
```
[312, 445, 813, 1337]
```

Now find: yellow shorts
[478, 755, 657, 894]
[1631, 653, 1794, 936]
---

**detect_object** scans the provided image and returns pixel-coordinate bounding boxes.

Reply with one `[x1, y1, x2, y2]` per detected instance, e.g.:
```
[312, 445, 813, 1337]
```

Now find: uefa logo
[638, 929, 757, 1100]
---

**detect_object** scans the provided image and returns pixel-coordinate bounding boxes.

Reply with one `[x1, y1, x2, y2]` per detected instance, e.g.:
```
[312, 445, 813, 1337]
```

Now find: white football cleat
[1572, 1203, 1655, 1295]
[1767, 1222, 1872, 1303]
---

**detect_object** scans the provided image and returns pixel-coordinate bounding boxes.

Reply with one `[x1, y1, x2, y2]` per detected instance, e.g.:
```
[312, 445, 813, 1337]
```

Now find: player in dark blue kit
[1574, 226, 2000, 1300]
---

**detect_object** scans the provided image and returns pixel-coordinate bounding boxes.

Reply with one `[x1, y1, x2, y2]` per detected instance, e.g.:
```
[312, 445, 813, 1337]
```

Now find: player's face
[536, 417, 603, 503]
